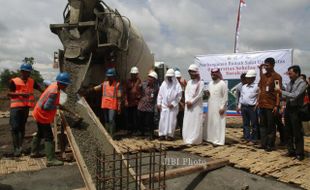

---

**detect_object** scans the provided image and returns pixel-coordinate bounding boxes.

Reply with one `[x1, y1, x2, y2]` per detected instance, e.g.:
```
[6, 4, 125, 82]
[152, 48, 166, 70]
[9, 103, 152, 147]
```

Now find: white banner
[195, 49, 293, 84]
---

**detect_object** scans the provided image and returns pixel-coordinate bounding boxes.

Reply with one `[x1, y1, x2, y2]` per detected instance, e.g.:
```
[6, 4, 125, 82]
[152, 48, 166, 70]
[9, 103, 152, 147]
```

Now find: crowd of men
[7, 57, 310, 167]
[236, 58, 310, 161]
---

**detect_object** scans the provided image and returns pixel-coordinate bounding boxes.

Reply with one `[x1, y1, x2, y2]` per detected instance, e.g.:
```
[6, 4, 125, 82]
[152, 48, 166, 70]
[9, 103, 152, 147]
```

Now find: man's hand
[168, 104, 174, 109]
[236, 107, 241, 114]
[275, 88, 281, 93]
[254, 103, 259, 110]
[179, 102, 185, 109]
[186, 101, 192, 109]
[272, 106, 278, 114]
[258, 64, 265, 70]
[124, 100, 128, 107]
[279, 106, 285, 115]
[157, 105, 162, 112]
[219, 108, 225, 115]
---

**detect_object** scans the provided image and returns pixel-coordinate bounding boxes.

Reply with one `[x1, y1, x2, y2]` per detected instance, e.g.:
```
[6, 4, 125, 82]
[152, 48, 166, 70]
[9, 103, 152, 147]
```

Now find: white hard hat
[175, 70, 182, 78]
[188, 64, 199, 72]
[148, 71, 158, 79]
[245, 69, 256, 77]
[165, 69, 175, 77]
[130, 66, 139, 74]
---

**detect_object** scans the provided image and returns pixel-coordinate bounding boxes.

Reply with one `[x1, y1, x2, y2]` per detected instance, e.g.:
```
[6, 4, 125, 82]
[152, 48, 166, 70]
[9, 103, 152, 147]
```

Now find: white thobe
[204, 79, 228, 145]
[182, 79, 204, 145]
[157, 79, 182, 137]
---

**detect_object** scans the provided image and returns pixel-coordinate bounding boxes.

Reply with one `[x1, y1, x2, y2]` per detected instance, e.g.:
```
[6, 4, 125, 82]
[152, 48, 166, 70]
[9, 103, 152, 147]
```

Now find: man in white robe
[157, 69, 182, 140]
[204, 68, 228, 145]
[182, 64, 204, 145]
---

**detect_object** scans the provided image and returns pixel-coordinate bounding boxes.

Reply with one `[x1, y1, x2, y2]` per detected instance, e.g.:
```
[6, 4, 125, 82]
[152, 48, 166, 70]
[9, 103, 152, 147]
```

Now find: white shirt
[238, 82, 259, 108]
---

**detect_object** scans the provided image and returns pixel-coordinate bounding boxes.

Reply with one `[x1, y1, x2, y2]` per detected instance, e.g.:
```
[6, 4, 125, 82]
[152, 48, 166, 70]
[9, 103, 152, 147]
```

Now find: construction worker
[124, 66, 141, 135]
[31, 72, 76, 167]
[86, 68, 122, 139]
[7, 63, 42, 157]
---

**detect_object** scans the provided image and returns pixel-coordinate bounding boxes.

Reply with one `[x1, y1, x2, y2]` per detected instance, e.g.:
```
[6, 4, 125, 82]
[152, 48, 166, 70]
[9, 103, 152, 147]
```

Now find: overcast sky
[0, 0, 309, 81]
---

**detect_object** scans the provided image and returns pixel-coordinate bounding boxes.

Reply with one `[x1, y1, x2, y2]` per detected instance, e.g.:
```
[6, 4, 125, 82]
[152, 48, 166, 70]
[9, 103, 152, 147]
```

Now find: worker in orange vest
[31, 72, 77, 167]
[86, 68, 122, 139]
[7, 63, 43, 157]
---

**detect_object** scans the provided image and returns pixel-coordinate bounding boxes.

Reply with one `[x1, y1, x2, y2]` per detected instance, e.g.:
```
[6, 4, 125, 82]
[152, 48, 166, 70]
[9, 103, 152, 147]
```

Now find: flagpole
[234, 0, 242, 53]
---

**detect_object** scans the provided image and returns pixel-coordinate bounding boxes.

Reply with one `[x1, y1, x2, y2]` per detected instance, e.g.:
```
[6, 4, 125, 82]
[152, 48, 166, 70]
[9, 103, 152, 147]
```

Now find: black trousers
[177, 111, 184, 132]
[284, 106, 304, 156]
[138, 110, 154, 137]
[35, 122, 54, 142]
[126, 106, 138, 132]
[275, 112, 286, 144]
[259, 108, 276, 148]
[10, 107, 29, 136]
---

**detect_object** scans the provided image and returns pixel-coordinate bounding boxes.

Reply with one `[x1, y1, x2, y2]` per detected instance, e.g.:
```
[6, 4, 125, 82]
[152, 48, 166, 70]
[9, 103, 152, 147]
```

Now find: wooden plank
[141, 159, 229, 183]
[61, 113, 96, 190]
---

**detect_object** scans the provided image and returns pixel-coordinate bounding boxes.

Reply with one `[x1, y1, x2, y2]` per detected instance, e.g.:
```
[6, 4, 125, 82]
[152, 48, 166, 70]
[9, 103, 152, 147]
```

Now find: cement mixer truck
[50, 0, 154, 97]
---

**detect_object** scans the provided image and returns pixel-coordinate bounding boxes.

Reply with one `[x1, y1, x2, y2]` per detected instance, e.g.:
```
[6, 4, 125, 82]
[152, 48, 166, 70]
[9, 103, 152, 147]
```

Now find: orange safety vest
[10, 77, 35, 108]
[101, 81, 120, 110]
[32, 82, 60, 124]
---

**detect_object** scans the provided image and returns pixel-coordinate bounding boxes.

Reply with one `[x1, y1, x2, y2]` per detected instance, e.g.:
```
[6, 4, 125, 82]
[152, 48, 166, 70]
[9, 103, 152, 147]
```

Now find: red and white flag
[234, 0, 246, 53]
[240, 0, 246, 7]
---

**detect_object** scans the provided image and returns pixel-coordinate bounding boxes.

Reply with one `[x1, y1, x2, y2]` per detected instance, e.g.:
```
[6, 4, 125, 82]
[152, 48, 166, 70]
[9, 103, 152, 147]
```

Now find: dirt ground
[0, 118, 37, 157]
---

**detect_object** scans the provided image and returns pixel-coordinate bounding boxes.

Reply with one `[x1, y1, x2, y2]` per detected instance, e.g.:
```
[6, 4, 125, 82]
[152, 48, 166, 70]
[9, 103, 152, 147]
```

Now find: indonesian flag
[234, 0, 247, 53]
[240, 0, 246, 7]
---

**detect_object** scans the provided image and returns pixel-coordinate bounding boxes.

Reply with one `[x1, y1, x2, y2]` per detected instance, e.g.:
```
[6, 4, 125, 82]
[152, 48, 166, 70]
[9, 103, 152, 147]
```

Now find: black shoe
[278, 142, 287, 147]
[295, 155, 304, 161]
[284, 152, 296, 157]
[158, 136, 165, 141]
[264, 146, 273, 152]
[256, 145, 266, 149]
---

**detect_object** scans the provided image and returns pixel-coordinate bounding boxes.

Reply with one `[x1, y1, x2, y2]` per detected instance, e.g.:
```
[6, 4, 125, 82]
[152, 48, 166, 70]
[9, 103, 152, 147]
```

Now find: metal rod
[158, 144, 162, 189]
[152, 145, 156, 189]
[119, 153, 123, 190]
[112, 149, 116, 189]
[126, 147, 130, 190]
[139, 147, 142, 189]
[96, 149, 99, 190]
[135, 151, 138, 190]
[103, 152, 106, 190]
[163, 149, 166, 190]
[148, 149, 152, 189]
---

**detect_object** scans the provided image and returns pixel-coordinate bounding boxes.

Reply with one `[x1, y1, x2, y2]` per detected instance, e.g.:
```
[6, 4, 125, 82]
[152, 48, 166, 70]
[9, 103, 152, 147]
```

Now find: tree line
[0, 57, 44, 89]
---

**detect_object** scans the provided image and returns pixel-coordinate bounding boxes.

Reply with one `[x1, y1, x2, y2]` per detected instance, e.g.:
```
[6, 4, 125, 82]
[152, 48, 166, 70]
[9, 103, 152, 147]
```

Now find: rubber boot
[18, 132, 24, 155]
[109, 122, 116, 140]
[11, 133, 21, 157]
[45, 141, 63, 167]
[30, 136, 42, 158]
